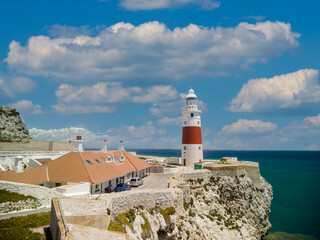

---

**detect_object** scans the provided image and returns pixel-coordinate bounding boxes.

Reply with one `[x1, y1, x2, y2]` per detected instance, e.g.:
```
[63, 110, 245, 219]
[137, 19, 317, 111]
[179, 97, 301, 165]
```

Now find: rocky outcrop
[0, 107, 31, 142]
[112, 174, 272, 240]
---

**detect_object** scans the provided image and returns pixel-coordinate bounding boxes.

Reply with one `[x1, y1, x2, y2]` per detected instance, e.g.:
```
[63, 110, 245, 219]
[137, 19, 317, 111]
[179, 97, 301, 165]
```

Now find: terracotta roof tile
[0, 167, 48, 184]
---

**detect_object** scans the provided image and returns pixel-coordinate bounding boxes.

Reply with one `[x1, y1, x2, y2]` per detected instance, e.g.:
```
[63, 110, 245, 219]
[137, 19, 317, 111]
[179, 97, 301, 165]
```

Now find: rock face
[0, 107, 31, 142]
[116, 174, 272, 240]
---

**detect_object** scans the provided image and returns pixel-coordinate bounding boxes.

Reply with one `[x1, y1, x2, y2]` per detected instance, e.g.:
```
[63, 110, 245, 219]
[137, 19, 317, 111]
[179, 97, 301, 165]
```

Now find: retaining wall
[0, 181, 62, 206]
[0, 140, 73, 152]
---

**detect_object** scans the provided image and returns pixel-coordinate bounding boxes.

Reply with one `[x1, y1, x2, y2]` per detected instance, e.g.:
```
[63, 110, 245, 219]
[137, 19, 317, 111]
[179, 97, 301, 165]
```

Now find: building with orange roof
[0, 137, 150, 194]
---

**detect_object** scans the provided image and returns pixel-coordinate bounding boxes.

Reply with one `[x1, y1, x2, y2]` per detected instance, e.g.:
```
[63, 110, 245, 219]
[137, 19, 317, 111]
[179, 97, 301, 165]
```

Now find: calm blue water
[132, 149, 320, 239]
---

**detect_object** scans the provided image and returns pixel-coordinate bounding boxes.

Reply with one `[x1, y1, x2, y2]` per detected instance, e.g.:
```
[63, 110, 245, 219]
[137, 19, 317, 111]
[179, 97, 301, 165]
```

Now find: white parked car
[130, 177, 143, 187]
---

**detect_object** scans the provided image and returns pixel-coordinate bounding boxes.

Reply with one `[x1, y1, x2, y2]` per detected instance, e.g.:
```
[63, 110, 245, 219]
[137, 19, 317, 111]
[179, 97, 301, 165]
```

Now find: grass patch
[0, 189, 37, 203]
[160, 207, 175, 224]
[0, 212, 50, 240]
[140, 213, 150, 231]
[108, 209, 136, 233]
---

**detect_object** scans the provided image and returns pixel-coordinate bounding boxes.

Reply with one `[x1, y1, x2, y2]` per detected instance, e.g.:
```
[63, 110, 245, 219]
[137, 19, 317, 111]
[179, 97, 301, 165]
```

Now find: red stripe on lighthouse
[182, 127, 202, 144]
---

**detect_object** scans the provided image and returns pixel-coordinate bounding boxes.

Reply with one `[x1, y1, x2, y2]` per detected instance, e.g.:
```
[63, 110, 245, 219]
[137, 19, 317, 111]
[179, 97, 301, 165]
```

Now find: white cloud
[242, 15, 266, 21]
[119, 0, 220, 10]
[8, 99, 45, 115]
[229, 69, 320, 112]
[52, 104, 116, 114]
[46, 24, 93, 38]
[221, 119, 277, 134]
[304, 114, 320, 127]
[0, 74, 36, 98]
[5, 21, 300, 82]
[132, 85, 178, 103]
[157, 116, 183, 126]
[53, 82, 178, 114]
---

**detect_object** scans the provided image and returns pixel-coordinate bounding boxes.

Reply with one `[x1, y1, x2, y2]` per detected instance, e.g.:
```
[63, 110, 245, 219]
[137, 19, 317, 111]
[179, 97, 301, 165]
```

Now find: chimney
[119, 140, 125, 151]
[73, 136, 84, 152]
[15, 156, 24, 173]
[101, 140, 108, 153]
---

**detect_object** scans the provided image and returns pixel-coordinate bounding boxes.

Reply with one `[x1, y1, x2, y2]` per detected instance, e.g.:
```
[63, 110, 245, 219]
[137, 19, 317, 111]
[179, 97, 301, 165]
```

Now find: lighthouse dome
[186, 88, 197, 98]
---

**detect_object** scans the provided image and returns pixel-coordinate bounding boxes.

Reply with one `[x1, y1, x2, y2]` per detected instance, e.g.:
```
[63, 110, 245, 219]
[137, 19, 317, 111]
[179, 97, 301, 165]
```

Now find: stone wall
[0, 181, 62, 207]
[0, 199, 41, 214]
[102, 188, 183, 216]
[0, 140, 73, 152]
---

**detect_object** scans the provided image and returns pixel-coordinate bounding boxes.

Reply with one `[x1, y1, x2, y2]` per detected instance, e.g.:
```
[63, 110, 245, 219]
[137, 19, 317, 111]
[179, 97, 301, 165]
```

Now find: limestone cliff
[111, 173, 272, 240]
[0, 107, 31, 142]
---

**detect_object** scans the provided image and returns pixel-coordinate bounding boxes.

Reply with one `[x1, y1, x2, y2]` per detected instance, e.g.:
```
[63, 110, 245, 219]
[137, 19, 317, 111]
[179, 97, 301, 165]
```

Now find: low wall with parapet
[0, 140, 73, 152]
[0, 151, 69, 170]
[0, 181, 62, 207]
[177, 161, 262, 188]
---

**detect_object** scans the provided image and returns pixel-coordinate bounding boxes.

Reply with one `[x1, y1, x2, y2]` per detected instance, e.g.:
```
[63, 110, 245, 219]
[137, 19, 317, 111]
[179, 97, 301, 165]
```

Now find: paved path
[132, 173, 173, 190]
[0, 207, 51, 220]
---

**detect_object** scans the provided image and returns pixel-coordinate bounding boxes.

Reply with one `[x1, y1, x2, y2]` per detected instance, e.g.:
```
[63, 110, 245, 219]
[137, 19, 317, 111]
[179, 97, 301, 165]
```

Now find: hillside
[0, 107, 32, 142]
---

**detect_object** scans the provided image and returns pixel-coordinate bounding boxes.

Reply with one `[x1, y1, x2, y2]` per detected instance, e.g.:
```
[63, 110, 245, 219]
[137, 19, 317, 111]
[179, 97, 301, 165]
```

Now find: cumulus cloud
[303, 114, 320, 127]
[9, 99, 45, 115]
[221, 119, 277, 134]
[5, 21, 300, 82]
[229, 69, 320, 112]
[52, 104, 116, 114]
[0, 74, 36, 98]
[157, 116, 183, 126]
[52, 82, 178, 114]
[45, 24, 93, 38]
[119, 0, 220, 10]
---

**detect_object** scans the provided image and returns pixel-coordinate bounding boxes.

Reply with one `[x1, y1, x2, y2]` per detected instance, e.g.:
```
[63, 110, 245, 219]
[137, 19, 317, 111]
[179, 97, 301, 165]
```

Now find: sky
[0, 0, 319, 150]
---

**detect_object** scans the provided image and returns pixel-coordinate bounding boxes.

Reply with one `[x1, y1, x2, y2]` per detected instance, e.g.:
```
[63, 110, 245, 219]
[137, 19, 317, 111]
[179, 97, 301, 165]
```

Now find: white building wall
[181, 144, 203, 168]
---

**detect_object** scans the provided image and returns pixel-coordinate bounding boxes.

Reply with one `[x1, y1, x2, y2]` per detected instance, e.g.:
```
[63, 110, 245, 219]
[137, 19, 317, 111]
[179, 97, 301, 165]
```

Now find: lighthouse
[181, 89, 203, 168]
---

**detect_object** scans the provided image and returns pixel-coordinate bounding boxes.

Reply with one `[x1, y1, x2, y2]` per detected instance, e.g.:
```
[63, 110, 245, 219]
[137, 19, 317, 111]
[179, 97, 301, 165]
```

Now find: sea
[132, 149, 320, 240]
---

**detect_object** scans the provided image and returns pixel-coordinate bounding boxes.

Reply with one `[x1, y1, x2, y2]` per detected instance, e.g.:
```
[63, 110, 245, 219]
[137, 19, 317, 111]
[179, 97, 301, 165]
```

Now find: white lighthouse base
[181, 144, 203, 168]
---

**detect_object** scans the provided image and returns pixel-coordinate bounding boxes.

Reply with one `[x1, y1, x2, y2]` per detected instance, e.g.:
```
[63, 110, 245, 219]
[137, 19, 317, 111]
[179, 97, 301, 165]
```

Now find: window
[184, 121, 186, 125]
[86, 160, 93, 165]
[95, 159, 101, 164]
[109, 180, 111, 185]
[197, 121, 200, 125]
[191, 113, 194, 117]
[199, 146, 201, 150]
[56, 183, 61, 187]
[95, 184, 99, 189]
[184, 146, 186, 150]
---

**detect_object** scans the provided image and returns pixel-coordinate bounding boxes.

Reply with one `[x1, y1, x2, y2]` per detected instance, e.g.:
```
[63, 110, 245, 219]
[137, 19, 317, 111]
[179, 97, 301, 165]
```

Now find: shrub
[196, 178, 204, 184]
[183, 201, 189, 211]
[160, 207, 175, 224]
[108, 220, 125, 233]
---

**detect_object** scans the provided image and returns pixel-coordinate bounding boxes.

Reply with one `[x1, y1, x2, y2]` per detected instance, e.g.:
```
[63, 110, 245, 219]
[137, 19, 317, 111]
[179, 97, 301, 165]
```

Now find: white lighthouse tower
[181, 89, 203, 168]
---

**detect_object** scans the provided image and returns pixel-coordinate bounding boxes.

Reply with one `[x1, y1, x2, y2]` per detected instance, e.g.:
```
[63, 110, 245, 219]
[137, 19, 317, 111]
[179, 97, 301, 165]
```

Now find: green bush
[160, 207, 175, 224]
[183, 201, 189, 211]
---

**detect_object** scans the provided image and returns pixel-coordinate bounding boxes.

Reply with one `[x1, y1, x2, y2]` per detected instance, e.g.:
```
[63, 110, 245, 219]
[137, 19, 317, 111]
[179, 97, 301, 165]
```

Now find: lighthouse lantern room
[181, 89, 203, 168]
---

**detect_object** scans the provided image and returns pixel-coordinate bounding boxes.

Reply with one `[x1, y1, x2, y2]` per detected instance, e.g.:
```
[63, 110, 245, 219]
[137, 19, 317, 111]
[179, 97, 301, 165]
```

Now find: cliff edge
[125, 172, 272, 240]
[0, 107, 31, 142]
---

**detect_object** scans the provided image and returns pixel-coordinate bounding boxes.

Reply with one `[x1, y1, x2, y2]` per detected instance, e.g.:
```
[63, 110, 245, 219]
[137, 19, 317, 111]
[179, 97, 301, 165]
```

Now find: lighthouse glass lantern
[181, 89, 203, 168]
